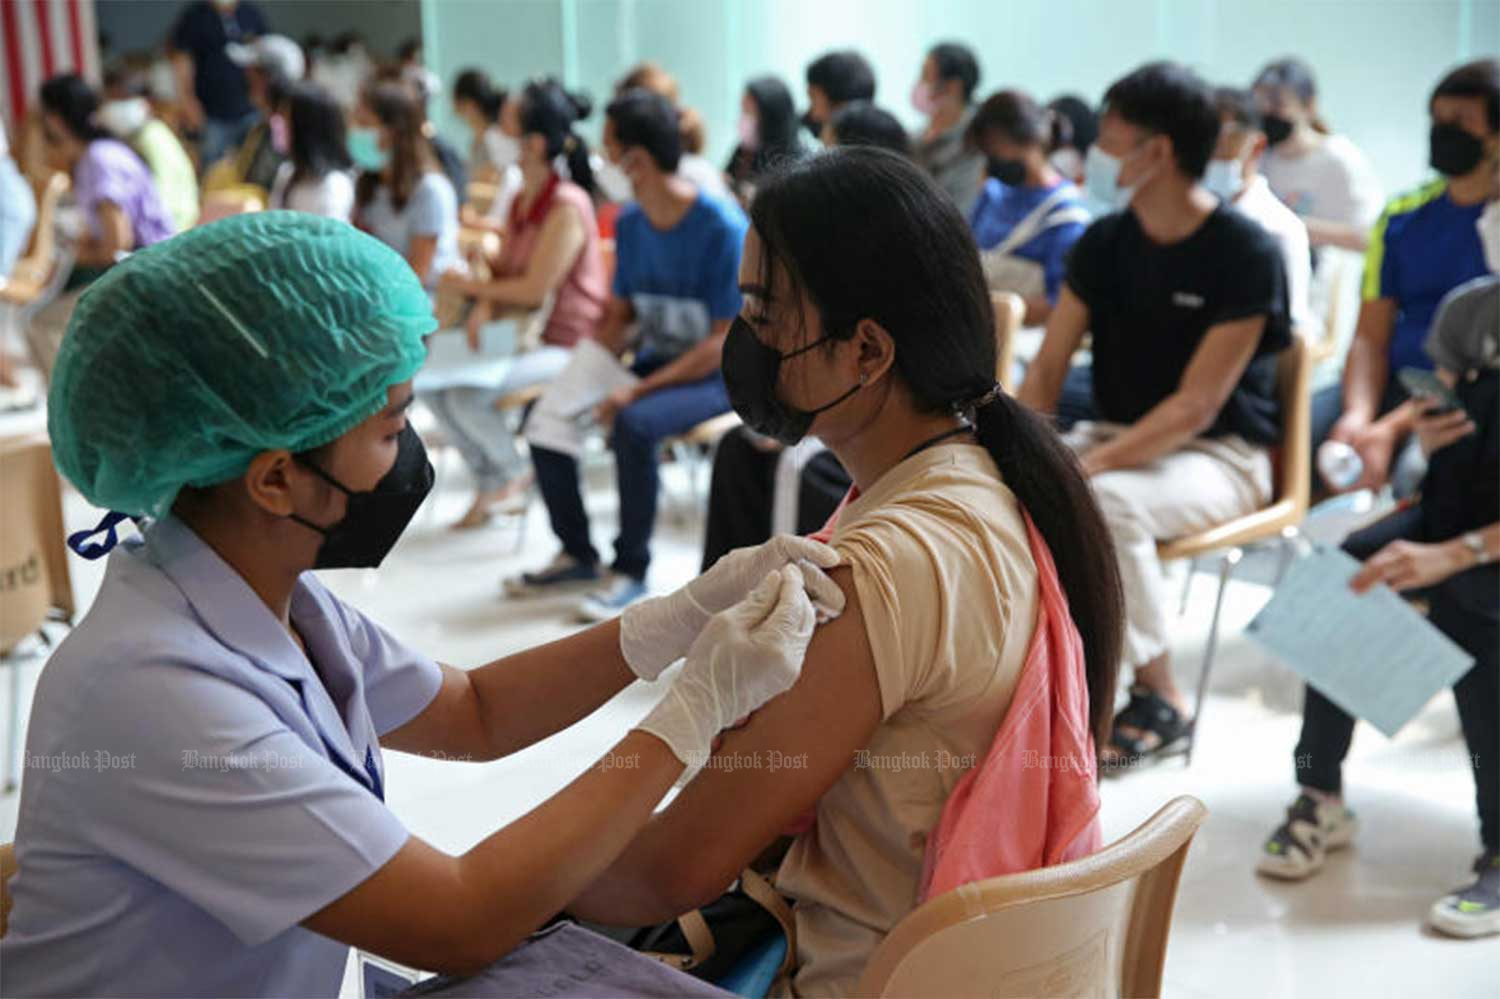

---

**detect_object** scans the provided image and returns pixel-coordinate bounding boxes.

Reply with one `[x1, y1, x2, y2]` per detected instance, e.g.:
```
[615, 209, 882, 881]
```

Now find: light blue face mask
[1202, 157, 1246, 202]
[347, 126, 388, 171]
[1084, 142, 1151, 212]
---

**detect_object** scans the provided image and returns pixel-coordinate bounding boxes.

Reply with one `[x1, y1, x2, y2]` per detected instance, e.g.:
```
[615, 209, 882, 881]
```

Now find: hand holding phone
[1397, 367, 1463, 415]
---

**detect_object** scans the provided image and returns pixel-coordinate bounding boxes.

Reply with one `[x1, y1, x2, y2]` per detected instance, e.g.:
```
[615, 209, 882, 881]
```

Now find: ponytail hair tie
[960, 381, 1004, 413]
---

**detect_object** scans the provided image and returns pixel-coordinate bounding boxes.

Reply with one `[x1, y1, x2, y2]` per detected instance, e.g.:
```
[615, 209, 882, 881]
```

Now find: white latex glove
[619, 535, 844, 681]
[635, 565, 817, 778]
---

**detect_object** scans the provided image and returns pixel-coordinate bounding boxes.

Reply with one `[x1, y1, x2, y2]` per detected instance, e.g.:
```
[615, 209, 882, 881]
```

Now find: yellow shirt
[774, 443, 1039, 997]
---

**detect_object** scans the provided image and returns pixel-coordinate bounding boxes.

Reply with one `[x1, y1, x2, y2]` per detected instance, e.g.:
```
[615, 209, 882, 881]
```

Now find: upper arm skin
[1175, 315, 1266, 430]
[566, 567, 884, 924]
[406, 234, 438, 284]
[1017, 287, 1088, 413]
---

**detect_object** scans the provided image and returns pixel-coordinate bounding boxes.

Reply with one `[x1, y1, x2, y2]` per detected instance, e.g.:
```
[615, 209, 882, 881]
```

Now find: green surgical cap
[48, 211, 435, 518]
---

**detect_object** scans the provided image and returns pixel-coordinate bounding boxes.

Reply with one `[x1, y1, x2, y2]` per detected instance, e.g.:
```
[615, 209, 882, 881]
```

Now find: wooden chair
[991, 290, 1024, 392]
[0, 435, 74, 793]
[1, 840, 15, 938]
[1155, 335, 1315, 764]
[856, 796, 1208, 998]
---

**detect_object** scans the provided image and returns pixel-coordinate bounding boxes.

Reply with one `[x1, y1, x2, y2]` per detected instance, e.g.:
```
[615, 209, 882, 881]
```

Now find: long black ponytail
[520, 77, 597, 198]
[749, 147, 1123, 742]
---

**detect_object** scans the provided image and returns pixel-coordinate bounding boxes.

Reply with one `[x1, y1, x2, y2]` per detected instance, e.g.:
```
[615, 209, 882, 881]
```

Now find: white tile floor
[1, 437, 1495, 995]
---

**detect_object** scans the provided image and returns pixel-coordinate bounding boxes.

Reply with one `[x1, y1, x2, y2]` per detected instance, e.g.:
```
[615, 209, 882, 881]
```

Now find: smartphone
[1397, 367, 1463, 415]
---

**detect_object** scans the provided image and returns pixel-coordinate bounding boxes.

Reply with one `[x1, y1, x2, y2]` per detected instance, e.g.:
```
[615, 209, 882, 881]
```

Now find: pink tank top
[496, 175, 607, 347]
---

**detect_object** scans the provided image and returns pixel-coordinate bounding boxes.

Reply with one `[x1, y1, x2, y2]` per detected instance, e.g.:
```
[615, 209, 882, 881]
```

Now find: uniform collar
[143, 515, 375, 779]
[143, 515, 312, 683]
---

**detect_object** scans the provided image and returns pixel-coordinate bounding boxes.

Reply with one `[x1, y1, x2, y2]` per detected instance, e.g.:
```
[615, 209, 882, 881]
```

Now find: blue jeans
[199, 111, 259, 170]
[532, 367, 731, 580]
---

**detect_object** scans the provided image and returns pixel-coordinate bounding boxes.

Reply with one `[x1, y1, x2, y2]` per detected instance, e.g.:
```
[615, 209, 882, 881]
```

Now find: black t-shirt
[1065, 204, 1292, 444]
[171, 1, 268, 120]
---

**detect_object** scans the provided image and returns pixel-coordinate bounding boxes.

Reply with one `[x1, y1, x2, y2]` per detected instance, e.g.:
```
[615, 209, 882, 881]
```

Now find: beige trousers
[1064, 422, 1272, 671]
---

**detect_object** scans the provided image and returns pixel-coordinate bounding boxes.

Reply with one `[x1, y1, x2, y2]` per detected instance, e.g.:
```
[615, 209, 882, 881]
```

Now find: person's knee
[1089, 473, 1147, 535]
[612, 402, 663, 452]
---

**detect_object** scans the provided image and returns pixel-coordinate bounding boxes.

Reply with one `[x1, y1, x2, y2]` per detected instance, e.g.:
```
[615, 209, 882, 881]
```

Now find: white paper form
[522, 338, 640, 459]
[1246, 545, 1475, 737]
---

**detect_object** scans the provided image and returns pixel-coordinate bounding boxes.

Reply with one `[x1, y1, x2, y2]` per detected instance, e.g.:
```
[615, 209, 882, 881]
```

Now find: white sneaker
[576, 576, 649, 623]
[1427, 850, 1500, 938]
[1256, 792, 1358, 880]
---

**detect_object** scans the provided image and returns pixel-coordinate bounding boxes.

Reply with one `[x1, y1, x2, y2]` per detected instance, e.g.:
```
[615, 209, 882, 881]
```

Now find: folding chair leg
[1177, 557, 1196, 616]
[1274, 525, 1301, 585]
[1186, 547, 1242, 767]
[4, 653, 20, 793]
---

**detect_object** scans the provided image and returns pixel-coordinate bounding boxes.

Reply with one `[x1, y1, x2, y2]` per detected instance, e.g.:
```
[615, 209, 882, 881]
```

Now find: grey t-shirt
[1425, 275, 1499, 374]
[359, 172, 461, 289]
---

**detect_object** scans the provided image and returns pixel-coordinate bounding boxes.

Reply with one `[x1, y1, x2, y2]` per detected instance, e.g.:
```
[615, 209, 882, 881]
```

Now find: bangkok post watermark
[180, 749, 307, 773]
[854, 750, 979, 772]
[23, 750, 137, 773]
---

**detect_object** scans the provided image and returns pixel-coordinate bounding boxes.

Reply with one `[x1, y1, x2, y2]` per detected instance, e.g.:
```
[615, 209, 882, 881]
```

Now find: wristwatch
[1461, 531, 1494, 566]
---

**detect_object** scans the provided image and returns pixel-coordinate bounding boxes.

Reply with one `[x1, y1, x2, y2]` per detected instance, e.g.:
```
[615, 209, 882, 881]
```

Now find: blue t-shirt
[171, 1, 267, 120]
[1364, 179, 1489, 373]
[612, 192, 748, 360]
[969, 178, 1090, 302]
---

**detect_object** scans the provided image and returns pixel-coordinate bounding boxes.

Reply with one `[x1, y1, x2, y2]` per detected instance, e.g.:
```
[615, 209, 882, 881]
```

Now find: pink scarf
[802, 494, 1102, 898]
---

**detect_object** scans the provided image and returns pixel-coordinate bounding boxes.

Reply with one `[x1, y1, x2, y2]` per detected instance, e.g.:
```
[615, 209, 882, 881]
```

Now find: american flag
[0, 0, 102, 132]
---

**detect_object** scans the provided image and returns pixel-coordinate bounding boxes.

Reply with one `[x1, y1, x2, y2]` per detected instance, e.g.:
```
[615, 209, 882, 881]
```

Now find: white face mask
[1202, 156, 1246, 202]
[594, 157, 633, 203]
[1085, 143, 1153, 211]
[1478, 199, 1500, 274]
[1049, 147, 1083, 182]
[488, 129, 521, 169]
[96, 97, 151, 138]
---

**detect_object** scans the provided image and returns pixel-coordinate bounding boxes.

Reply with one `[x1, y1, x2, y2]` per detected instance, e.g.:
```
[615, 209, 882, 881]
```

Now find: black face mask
[1430, 122, 1486, 177]
[987, 157, 1027, 186]
[1261, 114, 1294, 147]
[290, 423, 434, 570]
[722, 316, 863, 446]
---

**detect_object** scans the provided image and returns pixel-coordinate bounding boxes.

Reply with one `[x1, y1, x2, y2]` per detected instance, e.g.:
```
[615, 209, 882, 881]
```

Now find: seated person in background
[803, 49, 877, 138]
[269, 81, 355, 220]
[911, 41, 986, 215]
[0, 124, 36, 390]
[99, 65, 199, 233]
[1321, 59, 1498, 494]
[1019, 61, 1292, 765]
[205, 34, 301, 199]
[452, 67, 520, 226]
[1207, 87, 1313, 333]
[431, 79, 607, 529]
[351, 81, 461, 291]
[610, 63, 730, 202]
[565, 148, 1123, 998]
[1258, 256, 1499, 940]
[1252, 56, 1384, 254]
[967, 88, 1092, 326]
[0, 123, 35, 280]
[369, 64, 469, 203]
[508, 90, 745, 620]
[453, 68, 513, 182]
[725, 76, 806, 206]
[30, 74, 175, 382]
[822, 101, 911, 155]
[1046, 93, 1099, 185]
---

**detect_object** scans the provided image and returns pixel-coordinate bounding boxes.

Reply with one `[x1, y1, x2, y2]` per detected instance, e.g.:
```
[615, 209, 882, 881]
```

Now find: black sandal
[1102, 685, 1194, 773]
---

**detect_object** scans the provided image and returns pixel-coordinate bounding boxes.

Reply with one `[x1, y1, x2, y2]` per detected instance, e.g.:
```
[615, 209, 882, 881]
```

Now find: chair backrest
[1272, 333, 1315, 522]
[991, 291, 1024, 392]
[0, 434, 75, 651]
[1, 841, 16, 939]
[855, 795, 1208, 998]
